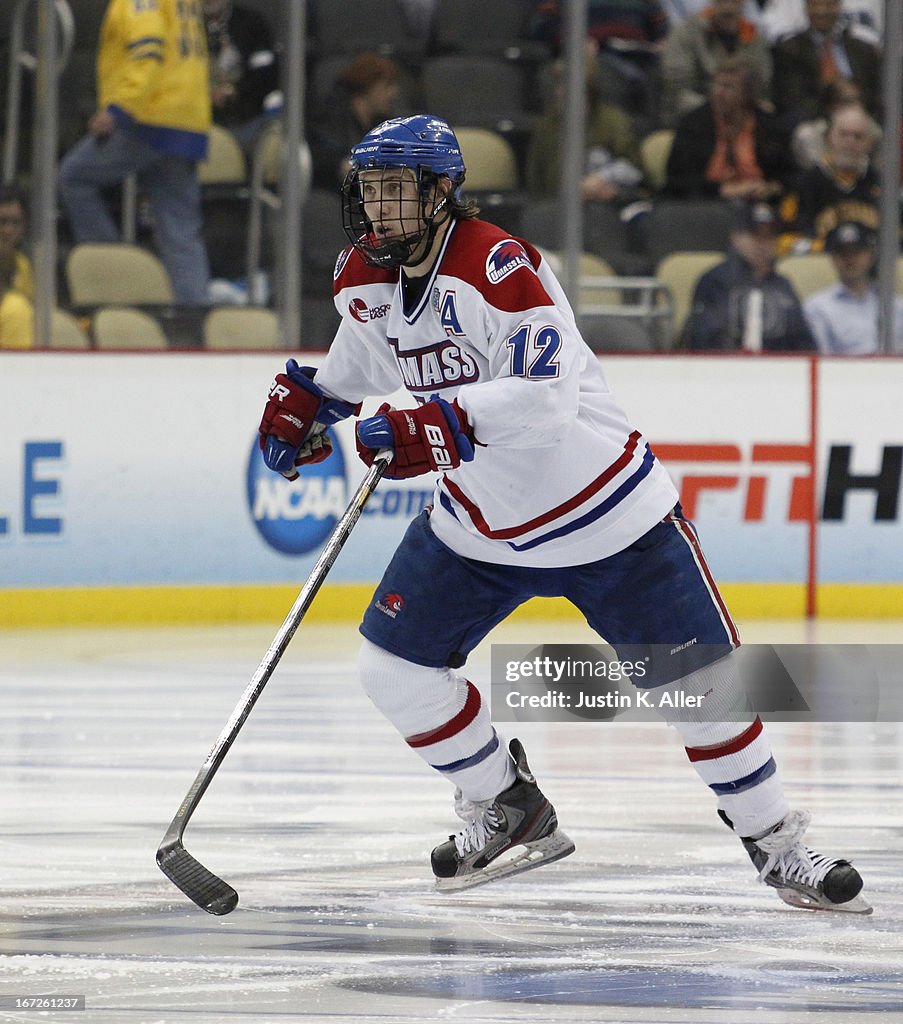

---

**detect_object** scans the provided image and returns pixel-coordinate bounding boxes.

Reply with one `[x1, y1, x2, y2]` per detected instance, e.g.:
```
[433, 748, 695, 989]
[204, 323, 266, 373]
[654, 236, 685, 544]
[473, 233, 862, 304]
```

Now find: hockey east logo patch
[375, 592, 405, 618]
[349, 297, 391, 323]
[486, 239, 533, 284]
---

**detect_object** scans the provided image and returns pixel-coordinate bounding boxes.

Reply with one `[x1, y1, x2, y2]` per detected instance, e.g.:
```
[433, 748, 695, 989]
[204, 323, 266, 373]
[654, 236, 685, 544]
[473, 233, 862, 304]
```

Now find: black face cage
[341, 166, 447, 270]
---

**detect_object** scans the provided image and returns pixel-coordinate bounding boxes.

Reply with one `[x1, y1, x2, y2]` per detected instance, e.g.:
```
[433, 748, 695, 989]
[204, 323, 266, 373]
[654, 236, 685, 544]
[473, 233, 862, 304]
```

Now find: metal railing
[245, 121, 312, 308]
[3, 0, 74, 185]
[580, 275, 674, 350]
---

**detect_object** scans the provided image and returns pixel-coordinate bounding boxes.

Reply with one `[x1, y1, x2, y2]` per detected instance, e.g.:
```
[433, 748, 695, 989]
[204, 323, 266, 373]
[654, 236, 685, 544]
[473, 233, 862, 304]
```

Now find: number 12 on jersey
[506, 325, 562, 379]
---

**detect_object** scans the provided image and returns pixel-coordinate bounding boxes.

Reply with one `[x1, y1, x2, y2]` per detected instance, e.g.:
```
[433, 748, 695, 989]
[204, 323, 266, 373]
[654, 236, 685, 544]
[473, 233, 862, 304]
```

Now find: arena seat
[203, 306, 281, 350]
[49, 309, 91, 349]
[776, 253, 837, 300]
[92, 306, 169, 350]
[66, 244, 175, 306]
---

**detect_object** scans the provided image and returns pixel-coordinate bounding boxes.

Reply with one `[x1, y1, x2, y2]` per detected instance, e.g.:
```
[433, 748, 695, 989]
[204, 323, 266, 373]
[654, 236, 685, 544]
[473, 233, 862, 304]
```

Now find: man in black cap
[804, 215, 903, 354]
[683, 201, 815, 351]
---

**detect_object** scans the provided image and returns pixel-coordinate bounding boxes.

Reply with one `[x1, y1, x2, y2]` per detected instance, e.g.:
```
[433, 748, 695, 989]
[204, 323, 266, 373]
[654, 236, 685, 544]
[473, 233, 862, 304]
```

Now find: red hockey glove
[258, 360, 359, 479]
[356, 398, 476, 479]
[259, 361, 326, 449]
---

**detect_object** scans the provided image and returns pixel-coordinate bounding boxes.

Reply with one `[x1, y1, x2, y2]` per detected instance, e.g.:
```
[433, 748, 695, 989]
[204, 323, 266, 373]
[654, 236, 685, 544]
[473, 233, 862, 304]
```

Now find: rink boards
[1, 351, 901, 625]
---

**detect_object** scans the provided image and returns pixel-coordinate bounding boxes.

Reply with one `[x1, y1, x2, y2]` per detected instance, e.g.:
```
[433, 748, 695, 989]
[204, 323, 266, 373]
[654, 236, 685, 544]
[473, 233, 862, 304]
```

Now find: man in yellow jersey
[59, 0, 212, 306]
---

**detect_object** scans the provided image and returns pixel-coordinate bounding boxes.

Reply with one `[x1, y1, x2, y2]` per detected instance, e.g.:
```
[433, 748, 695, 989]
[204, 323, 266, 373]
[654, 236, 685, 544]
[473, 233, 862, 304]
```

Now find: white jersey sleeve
[312, 246, 403, 404]
[453, 256, 586, 450]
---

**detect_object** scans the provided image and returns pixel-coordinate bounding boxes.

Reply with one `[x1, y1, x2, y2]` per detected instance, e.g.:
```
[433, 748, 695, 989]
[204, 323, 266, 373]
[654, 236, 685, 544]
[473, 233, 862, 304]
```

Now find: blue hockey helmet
[342, 115, 466, 269]
[350, 115, 466, 184]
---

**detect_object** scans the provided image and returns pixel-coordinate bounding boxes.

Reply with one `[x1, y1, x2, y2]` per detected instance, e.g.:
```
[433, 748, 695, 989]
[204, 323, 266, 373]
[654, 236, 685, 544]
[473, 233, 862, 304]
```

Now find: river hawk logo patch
[375, 592, 405, 618]
[486, 239, 533, 284]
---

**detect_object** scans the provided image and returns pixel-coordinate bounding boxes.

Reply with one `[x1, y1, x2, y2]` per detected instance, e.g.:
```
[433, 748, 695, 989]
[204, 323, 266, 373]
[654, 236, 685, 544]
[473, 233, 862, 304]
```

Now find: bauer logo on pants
[246, 430, 347, 555]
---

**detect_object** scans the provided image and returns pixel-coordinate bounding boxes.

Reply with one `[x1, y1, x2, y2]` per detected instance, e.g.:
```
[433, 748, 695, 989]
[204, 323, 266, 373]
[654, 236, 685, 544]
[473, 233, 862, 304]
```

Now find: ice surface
[1, 621, 901, 1023]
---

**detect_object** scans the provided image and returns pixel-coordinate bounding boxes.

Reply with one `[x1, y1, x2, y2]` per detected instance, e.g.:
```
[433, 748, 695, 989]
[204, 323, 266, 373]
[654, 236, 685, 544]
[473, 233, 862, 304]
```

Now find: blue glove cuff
[436, 398, 475, 463]
[263, 434, 300, 475]
[284, 359, 358, 426]
[356, 415, 395, 451]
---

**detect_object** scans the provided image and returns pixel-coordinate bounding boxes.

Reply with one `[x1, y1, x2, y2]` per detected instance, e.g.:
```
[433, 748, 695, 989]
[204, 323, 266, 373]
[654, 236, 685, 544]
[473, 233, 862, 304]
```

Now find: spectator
[663, 2, 782, 36]
[530, 1, 669, 126]
[665, 1, 884, 45]
[664, 54, 792, 201]
[310, 53, 402, 191]
[771, 0, 881, 128]
[58, 0, 212, 307]
[781, 102, 880, 250]
[203, 0, 281, 152]
[661, 0, 772, 128]
[0, 242, 34, 349]
[531, 0, 670, 52]
[757, 0, 882, 46]
[0, 186, 33, 301]
[684, 201, 815, 351]
[526, 53, 645, 205]
[804, 215, 903, 354]
[790, 78, 875, 170]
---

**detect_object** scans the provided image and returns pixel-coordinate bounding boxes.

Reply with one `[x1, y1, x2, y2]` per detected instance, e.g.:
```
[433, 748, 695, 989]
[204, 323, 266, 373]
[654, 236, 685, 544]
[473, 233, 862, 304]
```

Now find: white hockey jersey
[316, 217, 678, 568]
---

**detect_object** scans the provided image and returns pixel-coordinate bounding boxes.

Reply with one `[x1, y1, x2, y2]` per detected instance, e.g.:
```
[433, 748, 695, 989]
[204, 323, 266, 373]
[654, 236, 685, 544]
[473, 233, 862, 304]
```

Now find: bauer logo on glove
[355, 397, 476, 480]
[424, 422, 454, 469]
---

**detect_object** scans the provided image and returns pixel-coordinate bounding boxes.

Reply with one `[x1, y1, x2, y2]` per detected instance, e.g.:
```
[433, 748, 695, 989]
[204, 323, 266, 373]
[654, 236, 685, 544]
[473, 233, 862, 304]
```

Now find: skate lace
[454, 804, 503, 857]
[754, 809, 841, 888]
[454, 787, 482, 823]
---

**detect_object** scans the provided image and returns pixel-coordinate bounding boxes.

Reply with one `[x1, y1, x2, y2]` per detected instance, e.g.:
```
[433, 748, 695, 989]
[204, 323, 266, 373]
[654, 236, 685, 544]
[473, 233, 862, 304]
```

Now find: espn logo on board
[658, 442, 902, 522]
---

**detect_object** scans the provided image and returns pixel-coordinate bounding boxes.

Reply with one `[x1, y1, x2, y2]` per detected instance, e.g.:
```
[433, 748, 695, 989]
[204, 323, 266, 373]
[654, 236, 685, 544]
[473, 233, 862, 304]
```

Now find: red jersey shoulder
[333, 244, 397, 295]
[441, 219, 553, 313]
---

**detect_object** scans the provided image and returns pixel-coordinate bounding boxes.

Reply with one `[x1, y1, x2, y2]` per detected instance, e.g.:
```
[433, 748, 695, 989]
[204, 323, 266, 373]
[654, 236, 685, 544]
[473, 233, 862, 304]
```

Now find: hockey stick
[157, 448, 394, 915]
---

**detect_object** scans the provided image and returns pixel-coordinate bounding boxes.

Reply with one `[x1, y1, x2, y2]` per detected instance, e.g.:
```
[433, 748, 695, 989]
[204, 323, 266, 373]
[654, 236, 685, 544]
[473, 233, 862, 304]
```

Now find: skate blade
[776, 888, 874, 915]
[435, 829, 576, 893]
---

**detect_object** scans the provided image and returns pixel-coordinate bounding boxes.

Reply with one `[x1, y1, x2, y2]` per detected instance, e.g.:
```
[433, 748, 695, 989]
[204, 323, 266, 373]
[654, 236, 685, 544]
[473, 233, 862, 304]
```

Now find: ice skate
[726, 809, 872, 914]
[432, 738, 575, 892]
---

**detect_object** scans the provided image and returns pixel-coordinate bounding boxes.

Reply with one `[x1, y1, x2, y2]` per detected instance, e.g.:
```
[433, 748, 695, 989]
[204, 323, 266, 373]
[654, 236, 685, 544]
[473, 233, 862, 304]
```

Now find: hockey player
[256, 115, 870, 912]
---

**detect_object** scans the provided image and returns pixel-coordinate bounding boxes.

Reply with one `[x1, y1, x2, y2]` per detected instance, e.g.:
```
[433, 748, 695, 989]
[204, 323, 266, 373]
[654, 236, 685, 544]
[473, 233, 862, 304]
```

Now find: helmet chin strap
[399, 192, 451, 270]
[401, 206, 450, 270]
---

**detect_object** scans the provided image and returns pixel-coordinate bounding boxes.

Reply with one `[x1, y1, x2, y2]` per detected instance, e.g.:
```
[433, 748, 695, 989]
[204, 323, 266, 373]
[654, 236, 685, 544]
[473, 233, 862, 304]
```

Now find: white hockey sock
[657, 654, 790, 838]
[358, 638, 515, 801]
[681, 715, 790, 837]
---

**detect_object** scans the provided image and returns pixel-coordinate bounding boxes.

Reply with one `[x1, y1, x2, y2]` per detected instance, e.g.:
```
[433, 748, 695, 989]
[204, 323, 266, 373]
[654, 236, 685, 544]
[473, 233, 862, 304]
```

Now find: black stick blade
[157, 841, 238, 916]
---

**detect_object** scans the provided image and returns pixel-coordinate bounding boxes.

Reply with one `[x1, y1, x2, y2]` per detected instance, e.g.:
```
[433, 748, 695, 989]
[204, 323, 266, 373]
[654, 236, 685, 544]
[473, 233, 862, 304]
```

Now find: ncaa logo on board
[246, 430, 347, 555]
